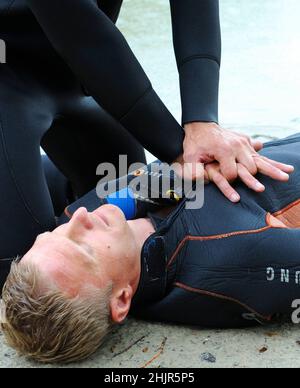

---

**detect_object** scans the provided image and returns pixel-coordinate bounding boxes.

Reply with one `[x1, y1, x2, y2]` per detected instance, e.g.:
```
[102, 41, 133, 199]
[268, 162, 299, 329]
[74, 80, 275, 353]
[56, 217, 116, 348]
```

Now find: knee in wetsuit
[42, 155, 74, 217]
[0, 157, 74, 294]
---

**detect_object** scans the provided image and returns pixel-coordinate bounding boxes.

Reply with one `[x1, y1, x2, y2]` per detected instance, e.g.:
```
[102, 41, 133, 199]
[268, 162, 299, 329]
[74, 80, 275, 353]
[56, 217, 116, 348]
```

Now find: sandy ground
[1, 318, 300, 368]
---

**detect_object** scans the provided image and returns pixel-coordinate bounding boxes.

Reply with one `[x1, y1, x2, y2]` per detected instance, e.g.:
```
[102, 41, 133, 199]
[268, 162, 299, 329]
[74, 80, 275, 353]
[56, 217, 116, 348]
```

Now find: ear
[110, 286, 133, 324]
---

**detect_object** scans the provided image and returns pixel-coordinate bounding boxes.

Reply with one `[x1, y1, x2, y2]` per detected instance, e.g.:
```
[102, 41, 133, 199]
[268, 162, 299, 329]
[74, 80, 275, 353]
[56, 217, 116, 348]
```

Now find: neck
[128, 217, 155, 251]
[127, 218, 156, 294]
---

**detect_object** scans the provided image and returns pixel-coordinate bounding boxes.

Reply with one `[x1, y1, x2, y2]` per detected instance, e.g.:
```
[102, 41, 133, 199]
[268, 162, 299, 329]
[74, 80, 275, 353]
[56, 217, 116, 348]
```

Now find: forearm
[97, 0, 123, 24]
[26, 0, 184, 163]
[170, 0, 221, 125]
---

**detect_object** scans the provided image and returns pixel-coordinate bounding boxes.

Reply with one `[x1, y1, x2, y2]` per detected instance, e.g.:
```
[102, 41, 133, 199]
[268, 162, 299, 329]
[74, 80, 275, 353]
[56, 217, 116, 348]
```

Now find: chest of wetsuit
[131, 134, 300, 328]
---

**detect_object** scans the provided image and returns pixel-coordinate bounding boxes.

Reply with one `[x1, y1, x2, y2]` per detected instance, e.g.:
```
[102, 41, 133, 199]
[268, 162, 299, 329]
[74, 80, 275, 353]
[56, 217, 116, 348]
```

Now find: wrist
[184, 122, 220, 133]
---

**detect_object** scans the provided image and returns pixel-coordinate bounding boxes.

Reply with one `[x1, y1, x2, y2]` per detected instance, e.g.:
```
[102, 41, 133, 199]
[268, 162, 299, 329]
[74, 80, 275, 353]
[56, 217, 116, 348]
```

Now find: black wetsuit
[59, 135, 300, 328]
[0, 0, 221, 277]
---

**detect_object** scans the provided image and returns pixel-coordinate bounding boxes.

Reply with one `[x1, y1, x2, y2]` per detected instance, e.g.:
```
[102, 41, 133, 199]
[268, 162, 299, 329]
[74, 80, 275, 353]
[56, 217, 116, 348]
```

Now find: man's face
[22, 205, 139, 297]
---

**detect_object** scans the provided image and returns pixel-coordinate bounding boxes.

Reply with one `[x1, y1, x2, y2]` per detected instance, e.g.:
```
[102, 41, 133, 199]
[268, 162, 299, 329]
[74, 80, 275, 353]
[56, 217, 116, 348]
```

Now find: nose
[68, 207, 94, 232]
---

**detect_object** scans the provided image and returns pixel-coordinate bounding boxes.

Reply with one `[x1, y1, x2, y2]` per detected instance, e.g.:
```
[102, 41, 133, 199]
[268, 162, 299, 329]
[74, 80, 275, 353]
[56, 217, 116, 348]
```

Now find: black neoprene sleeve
[97, 0, 123, 23]
[25, 0, 184, 163]
[170, 0, 221, 125]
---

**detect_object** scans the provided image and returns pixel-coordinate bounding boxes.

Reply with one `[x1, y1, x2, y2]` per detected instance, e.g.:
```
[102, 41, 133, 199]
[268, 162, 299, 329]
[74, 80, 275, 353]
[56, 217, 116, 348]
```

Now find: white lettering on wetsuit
[266, 267, 300, 285]
[0, 39, 6, 64]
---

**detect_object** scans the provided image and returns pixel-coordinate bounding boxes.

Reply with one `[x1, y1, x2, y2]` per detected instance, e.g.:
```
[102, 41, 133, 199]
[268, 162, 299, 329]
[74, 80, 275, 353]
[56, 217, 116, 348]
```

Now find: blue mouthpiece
[106, 187, 137, 220]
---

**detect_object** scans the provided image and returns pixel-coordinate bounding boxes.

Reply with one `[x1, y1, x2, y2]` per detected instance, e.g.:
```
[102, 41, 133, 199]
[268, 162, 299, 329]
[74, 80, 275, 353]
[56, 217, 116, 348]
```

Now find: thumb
[184, 162, 205, 181]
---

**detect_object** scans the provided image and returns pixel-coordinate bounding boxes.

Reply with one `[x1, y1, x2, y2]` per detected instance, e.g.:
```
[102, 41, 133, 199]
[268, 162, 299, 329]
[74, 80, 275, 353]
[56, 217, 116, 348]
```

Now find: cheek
[116, 232, 136, 260]
[88, 225, 132, 259]
[97, 235, 129, 262]
[54, 264, 103, 297]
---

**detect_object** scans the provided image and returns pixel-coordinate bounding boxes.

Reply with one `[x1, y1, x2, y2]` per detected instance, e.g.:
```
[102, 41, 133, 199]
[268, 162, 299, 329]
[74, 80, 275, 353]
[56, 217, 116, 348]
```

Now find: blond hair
[1, 261, 113, 364]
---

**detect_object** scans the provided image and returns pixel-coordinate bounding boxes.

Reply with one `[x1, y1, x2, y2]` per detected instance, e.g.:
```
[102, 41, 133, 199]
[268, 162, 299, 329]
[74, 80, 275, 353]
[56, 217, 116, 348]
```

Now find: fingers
[173, 159, 205, 181]
[255, 157, 290, 181]
[236, 151, 258, 176]
[185, 162, 205, 181]
[237, 164, 265, 192]
[260, 156, 294, 173]
[251, 139, 264, 151]
[218, 155, 238, 182]
[217, 135, 257, 181]
[207, 162, 265, 203]
[204, 170, 210, 184]
[206, 164, 240, 203]
[232, 132, 264, 152]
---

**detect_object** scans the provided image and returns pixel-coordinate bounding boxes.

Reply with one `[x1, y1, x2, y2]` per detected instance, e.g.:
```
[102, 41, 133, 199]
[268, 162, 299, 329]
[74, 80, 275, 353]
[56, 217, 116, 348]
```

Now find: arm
[170, 0, 221, 125]
[97, 0, 123, 24]
[170, 0, 293, 196]
[26, 0, 184, 163]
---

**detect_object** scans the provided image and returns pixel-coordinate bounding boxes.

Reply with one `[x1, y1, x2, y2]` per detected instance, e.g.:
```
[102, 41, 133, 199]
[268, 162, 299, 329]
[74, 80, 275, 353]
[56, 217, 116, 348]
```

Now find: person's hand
[182, 122, 294, 188]
[183, 122, 264, 178]
[172, 154, 205, 183]
[205, 156, 295, 202]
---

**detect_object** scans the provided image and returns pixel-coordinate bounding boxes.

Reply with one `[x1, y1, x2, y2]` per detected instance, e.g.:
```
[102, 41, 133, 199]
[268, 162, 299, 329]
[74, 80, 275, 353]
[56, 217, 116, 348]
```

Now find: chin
[94, 205, 126, 224]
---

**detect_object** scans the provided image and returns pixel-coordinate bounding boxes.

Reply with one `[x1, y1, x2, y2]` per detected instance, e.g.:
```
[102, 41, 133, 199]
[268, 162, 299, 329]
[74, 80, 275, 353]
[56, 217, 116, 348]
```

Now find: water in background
[118, 0, 300, 146]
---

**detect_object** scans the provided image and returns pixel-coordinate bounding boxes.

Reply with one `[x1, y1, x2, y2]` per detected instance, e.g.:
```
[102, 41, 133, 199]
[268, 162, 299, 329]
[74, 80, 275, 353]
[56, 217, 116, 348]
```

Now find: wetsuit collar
[131, 234, 167, 309]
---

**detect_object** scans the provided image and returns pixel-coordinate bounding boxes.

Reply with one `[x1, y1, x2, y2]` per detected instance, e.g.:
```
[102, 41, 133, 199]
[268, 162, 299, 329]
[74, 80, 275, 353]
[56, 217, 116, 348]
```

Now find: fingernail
[280, 171, 289, 179]
[288, 165, 295, 171]
[230, 193, 240, 202]
[255, 182, 265, 191]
